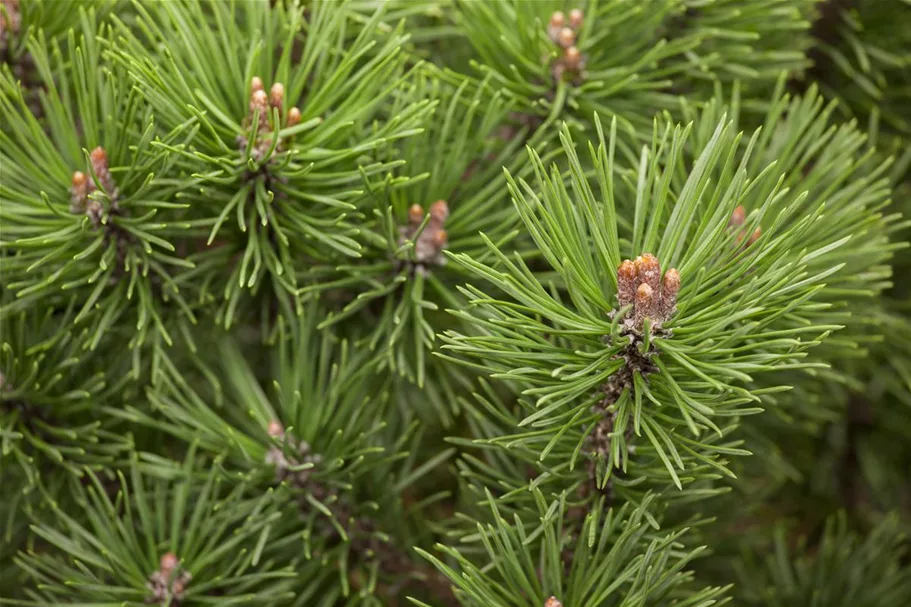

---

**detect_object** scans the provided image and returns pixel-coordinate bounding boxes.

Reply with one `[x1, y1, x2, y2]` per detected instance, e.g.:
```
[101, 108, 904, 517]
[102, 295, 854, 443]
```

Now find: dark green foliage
[2, 0, 910, 605]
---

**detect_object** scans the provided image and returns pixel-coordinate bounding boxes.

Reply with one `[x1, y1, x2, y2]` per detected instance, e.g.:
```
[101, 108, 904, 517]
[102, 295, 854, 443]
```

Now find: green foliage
[1, 0, 910, 605]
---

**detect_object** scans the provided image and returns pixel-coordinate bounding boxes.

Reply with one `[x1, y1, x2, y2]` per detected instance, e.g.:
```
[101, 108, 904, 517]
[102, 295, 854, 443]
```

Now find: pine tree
[2, 0, 910, 606]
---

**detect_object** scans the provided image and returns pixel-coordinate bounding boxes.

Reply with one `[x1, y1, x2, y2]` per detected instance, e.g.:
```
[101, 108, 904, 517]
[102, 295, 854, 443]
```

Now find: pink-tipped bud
[429, 200, 449, 225]
[408, 203, 424, 226]
[545, 598, 564, 607]
[748, 227, 761, 246]
[287, 106, 301, 127]
[70, 171, 90, 213]
[564, 46, 583, 70]
[251, 76, 264, 93]
[432, 229, 448, 248]
[660, 268, 680, 319]
[90, 146, 107, 168]
[729, 205, 746, 228]
[569, 8, 584, 29]
[634, 253, 661, 293]
[251, 89, 268, 111]
[547, 11, 566, 42]
[89, 147, 117, 198]
[269, 82, 284, 109]
[635, 282, 656, 326]
[267, 420, 284, 437]
[557, 27, 576, 49]
[617, 259, 638, 308]
[160, 552, 178, 575]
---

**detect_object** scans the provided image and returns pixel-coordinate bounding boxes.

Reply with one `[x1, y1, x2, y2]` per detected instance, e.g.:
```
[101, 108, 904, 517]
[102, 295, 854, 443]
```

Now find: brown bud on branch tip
[634, 282, 657, 326]
[71, 171, 86, 187]
[269, 82, 284, 109]
[748, 227, 761, 245]
[569, 8, 584, 29]
[729, 205, 745, 228]
[90, 146, 107, 167]
[251, 89, 268, 110]
[408, 204, 424, 226]
[547, 11, 565, 42]
[429, 200, 449, 225]
[634, 253, 661, 293]
[250, 76, 264, 93]
[557, 27, 576, 48]
[267, 420, 284, 437]
[659, 268, 680, 318]
[432, 229, 448, 248]
[617, 259, 638, 308]
[545, 597, 564, 607]
[564, 46, 583, 70]
[287, 106, 301, 127]
[160, 552, 178, 575]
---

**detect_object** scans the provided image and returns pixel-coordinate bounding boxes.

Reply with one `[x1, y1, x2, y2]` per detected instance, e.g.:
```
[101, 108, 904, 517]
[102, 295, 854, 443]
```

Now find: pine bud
[408, 203, 424, 226]
[89, 147, 116, 197]
[160, 552, 178, 576]
[659, 268, 680, 318]
[634, 253, 661, 294]
[557, 27, 576, 49]
[267, 420, 284, 437]
[617, 259, 638, 308]
[564, 46, 583, 71]
[634, 282, 656, 325]
[250, 76, 264, 93]
[748, 227, 761, 245]
[729, 204, 745, 228]
[569, 8, 584, 29]
[70, 171, 89, 213]
[429, 200, 449, 225]
[545, 597, 563, 607]
[287, 106, 301, 127]
[269, 82, 284, 109]
[249, 89, 269, 131]
[547, 11, 565, 41]
[432, 229, 448, 248]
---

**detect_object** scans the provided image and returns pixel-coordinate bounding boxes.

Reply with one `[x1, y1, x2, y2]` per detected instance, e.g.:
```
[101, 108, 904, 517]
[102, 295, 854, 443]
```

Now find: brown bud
[549, 11, 565, 28]
[634, 253, 661, 293]
[659, 268, 680, 319]
[267, 420, 284, 437]
[160, 552, 178, 575]
[432, 229, 448, 248]
[557, 27, 576, 49]
[564, 46, 583, 70]
[250, 76, 264, 93]
[90, 146, 107, 168]
[89, 146, 117, 197]
[251, 89, 268, 112]
[269, 82, 284, 109]
[545, 596, 564, 607]
[429, 200, 449, 225]
[635, 282, 656, 326]
[287, 106, 301, 127]
[748, 227, 761, 245]
[617, 259, 638, 308]
[729, 205, 745, 228]
[70, 171, 90, 213]
[408, 203, 424, 226]
[569, 8, 584, 29]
